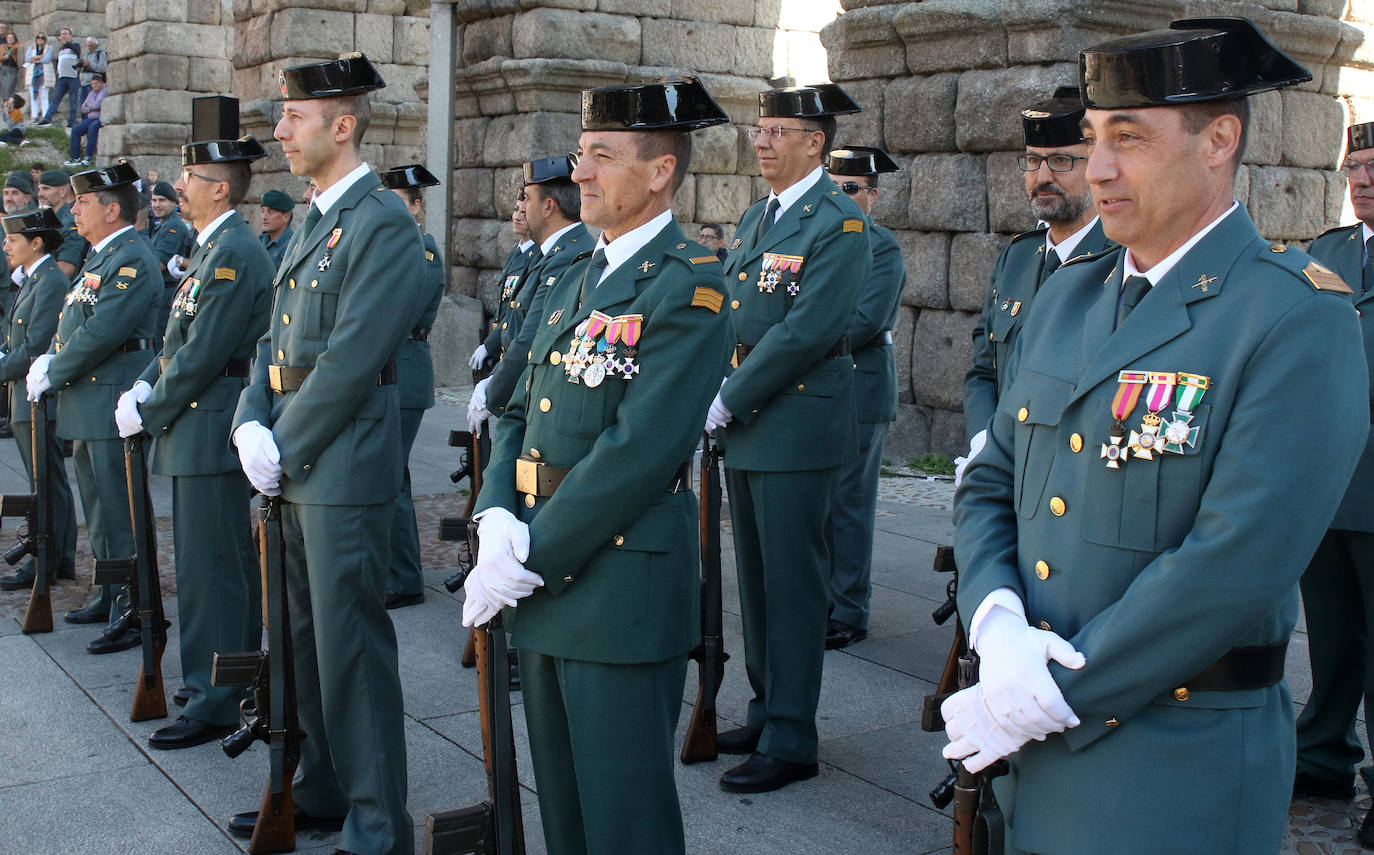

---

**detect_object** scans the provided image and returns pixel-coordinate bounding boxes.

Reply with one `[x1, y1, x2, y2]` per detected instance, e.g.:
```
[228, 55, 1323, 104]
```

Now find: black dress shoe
[172, 687, 192, 708]
[1293, 769, 1357, 801]
[0, 569, 34, 590]
[1358, 808, 1374, 847]
[228, 806, 346, 839]
[65, 604, 108, 624]
[0, 420, 12, 439]
[87, 626, 141, 654]
[384, 590, 425, 610]
[148, 716, 235, 750]
[716, 726, 762, 755]
[824, 619, 868, 650]
[719, 752, 819, 793]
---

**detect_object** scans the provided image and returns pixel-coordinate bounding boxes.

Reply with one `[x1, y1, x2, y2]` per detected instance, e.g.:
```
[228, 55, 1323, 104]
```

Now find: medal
[1101, 370, 1146, 469]
[1162, 372, 1209, 453]
[759, 253, 803, 294]
[1128, 372, 1175, 460]
[584, 360, 606, 387]
[787, 282, 800, 296]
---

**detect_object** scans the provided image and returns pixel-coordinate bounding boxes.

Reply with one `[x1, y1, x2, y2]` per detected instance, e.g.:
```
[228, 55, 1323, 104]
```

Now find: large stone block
[451, 169, 495, 219]
[431, 295, 485, 389]
[692, 122, 739, 175]
[928, 406, 966, 458]
[113, 20, 229, 58]
[910, 308, 977, 411]
[449, 264, 478, 302]
[671, 0, 752, 26]
[478, 267, 504, 314]
[884, 401, 931, 459]
[482, 111, 582, 167]
[271, 8, 354, 58]
[1234, 163, 1251, 209]
[893, 308, 918, 404]
[884, 74, 958, 154]
[870, 153, 911, 230]
[97, 122, 189, 156]
[836, 78, 883, 150]
[356, 13, 394, 63]
[186, 0, 220, 24]
[187, 58, 231, 93]
[819, 5, 906, 82]
[907, 153, 986, 233]
[894, 230, 950, 309]
[504, 58, 628, 114]
[894, 0, 1006, 75]
[453, 217, 509, 269]
[695, 174, 754, 224]
[512, 9, 639, 64]
[1247, 165, 1327, 241]
[395, 16, 430, 62]
[985, 151, 1037, 235]
[1280, 89, 1346, 169]
[455, 118, 489, 168]
[116, 88, 195, 124]
[949, 232, 1009, 313]
[1245, 89, 1282, 167]
[132, 0, 186, 23]
[462, 15, 512, 66]
[641, 19, 737, 74]
[671, 172, 697, 223]
[955, 64, 1076, 153]
[491, 167, 523, 224]
[233, 16, 272, 67]
[1324, 169, 1349, 230]
[111, 54, 190, 92]
[366, 0, 405, 12]
[734, 26, 775, 79]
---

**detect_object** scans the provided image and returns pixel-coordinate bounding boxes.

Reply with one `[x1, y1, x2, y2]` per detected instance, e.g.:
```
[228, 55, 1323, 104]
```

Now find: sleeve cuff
[968, 587, 1026, 652]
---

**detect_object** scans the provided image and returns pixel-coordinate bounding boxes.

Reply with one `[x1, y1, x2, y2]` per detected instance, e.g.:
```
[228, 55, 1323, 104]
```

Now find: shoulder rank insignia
[215, 267, 237, 281]
[425, 250, 435, 261]
[1303, 260, 1353, 293]
[118, 266, 137, 278]
[843, 219, 864, 234]
[692, 287, 724, 313]
[689, 256, 718, 265]
[638, 261, 655, 273]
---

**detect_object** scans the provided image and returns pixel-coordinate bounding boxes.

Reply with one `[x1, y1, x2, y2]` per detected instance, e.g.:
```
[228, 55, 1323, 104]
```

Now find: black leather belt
[159, 356, 250, 378]
[118, 338, 154, 354]
[268, 359, 397, 393]
[1180, 642, 1287, 693]
[735, 336, 850, 367]
[858, 330, 894, 350]
[411, 327, 430, 342]
[517, 458, 690, 502]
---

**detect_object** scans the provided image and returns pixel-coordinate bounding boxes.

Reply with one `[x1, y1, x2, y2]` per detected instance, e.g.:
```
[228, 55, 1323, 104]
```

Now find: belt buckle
[515, 457, 539, 496]
[268, 364, 284, 393]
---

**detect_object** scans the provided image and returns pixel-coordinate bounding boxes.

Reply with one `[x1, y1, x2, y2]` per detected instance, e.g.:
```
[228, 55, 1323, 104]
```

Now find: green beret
[38, 169, 69, 188]
[151, 181, 177, 201]
[260, 189, 294, 212]
[5, 172, 34, 195]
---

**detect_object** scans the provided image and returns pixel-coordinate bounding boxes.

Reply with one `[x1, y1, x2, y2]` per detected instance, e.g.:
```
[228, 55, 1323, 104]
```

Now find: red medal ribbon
[1143, 372, 1176, 413]
[1111, 370, 1147, 422]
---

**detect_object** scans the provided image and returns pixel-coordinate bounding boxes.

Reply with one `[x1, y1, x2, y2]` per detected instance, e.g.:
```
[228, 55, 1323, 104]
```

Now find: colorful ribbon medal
[1162, 372, 1209, 453]
[614, 314, 642, 379]
[1101, 370, 1146, 469]
[1128, 372, 1176, 460]
[318, 228, 342, 271]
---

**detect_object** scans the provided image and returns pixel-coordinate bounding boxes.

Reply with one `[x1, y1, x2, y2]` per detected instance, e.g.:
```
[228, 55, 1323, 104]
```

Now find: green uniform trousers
[385, 405, 424, 597]
[12, 413, 77, 581]
[726, 465, 837, 764]
[1297, 529, 1374, 785]
[825, 420, 888, 630]
[72, 437, 134, 621]
[173, 472, 260, 726]
[519, 649, 687, 855]
[282, 500, 412, 855]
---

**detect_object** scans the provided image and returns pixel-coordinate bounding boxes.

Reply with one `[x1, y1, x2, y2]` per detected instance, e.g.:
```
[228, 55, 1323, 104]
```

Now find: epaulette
[1061, 244, 1121, 269]
[1259, 243, 1354, 294]
[1009, 225, 1049, 244]
[1313, 223, 1363, 242]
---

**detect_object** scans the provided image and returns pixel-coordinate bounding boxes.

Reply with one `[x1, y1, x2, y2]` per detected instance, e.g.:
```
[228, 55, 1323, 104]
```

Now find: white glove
[10, 266, 23, 286]
[953, 429, 987, 489]
[974, 606, 1085, 738]
[468, 343, 488, 370]
[461, 507, 543, 627]
[167, 255, 186, 279]
[467, 377, 491, 434]
[25, 353, 53, 401]
[233, 420, 282, 496]
[114, 380, 152, 438]
[704, 378, 732, 432]
[941, 684, 1039, 773]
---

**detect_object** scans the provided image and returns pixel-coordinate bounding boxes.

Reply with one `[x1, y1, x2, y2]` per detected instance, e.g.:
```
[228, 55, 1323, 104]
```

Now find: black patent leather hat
[70, 160, 139, 195]
[1022, 86, 1086, 147]
[760, 83, 861, 118]
[828, 146, 899, 176]
[280, 52, 385, 100]
[379, 164, 441, 189]
[182, 136, 268, 165]
[582, 77, 729, 132]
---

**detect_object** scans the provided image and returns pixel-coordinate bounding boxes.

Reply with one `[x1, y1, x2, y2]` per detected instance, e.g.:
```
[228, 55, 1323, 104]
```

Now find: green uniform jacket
[486, 222, 592, 416]
[851, 221, 904, 425]
[954, 207, 1368, 854]
[964, 219, 1114, 437]
[482, 242, 542, 357]
[395, 230, 446, 412]
[149, 213, 192, 288]
[232, 171, 427, 506]
[48, 228, 162, 439]
[1, 255, 66, 418]
[138, 211, 273, 476]
[260, 224, 294, 273]
[54, 201, 88, 278]
[1308, 223, 1374, 533]
[475, 218, 732, 664]
[717, 174, 869, 470]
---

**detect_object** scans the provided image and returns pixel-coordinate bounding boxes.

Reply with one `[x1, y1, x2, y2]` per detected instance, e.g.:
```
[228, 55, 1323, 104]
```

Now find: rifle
[681, 432, 726, 764]
[211, 495, 302, 855]
[441, 427, 482, 668]
[424, 559, 526, 855]
[10, 397, 54, 633]
[91, 436, 169, 722]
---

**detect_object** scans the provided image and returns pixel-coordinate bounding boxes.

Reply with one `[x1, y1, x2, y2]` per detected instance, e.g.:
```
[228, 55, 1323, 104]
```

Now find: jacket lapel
[182, 211, 244, 283]
[278, 171, 381, 281]
[546, 219, 683, 344]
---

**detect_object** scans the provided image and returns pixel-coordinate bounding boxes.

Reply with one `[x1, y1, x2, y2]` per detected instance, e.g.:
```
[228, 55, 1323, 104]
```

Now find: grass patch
[907, 453, 955, 476]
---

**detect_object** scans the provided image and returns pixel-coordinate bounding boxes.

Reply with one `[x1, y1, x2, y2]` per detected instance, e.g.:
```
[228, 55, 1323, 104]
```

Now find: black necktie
[1115, 275, 1151, 330]
[757, 197, 780, 243]
[1041, 248, 1061, 283]
[579, 248, 608, 307]
[1363, 235, 1372, 294]
[302, 203, 321, 237]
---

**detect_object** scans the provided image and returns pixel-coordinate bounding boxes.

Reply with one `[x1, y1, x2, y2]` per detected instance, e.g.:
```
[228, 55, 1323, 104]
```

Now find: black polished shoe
[228, 807, 346, 839]
[172, 687, 192, 708]
[86, 626, 141, 655]
[64, 604, 108, 624]
[0, 420, 12, 439]
[719, 752, 819, 793]
[0, 569, 35, 590]
[1293, 769, 1357, 801]
[824, 618, 868, 650]
[716, 726, 763, 755]
[384, 590, 425, 610]
[149, 716, 235, 750]
[1358, 809, 1374, 847]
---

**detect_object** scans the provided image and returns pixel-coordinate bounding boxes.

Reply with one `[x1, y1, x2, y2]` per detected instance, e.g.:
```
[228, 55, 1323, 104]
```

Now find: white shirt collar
[592, 209, 673, 286]
[20, 253, 51, 278]
[539, 221, 578, 256]
[768, 165, 826, 220]
[311, 162, 371, 216]
[517, 239, 535, 252]
[1123, 201, 1239, 286]
[196, 209, 235, 246]
[1046, 216, 1099, 263]
[1363, 222, 1373, 245]
[91, 224, 134, 254]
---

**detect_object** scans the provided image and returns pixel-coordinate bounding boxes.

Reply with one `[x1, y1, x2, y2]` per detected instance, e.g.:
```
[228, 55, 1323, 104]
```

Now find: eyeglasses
[747, 126, 816, 142]
[839, 182, 876, 196]
[698, 232, 721, 241]
[1017, 153, 1088, 173]
[1341, 159, 1374, 177]
[180, 169, 222, 185]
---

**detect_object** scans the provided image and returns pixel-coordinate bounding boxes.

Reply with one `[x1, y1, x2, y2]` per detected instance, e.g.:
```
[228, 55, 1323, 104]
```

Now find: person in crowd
[66, 72, 104, 166]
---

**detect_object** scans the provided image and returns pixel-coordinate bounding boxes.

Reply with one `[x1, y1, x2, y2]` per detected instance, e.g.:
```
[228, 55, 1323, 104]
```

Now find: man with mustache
[961, 88, 1113, 481]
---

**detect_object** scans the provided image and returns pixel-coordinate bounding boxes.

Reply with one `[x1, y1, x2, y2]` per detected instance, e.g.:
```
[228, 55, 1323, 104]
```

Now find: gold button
[613, 535, 624, 546]
[1105, 718, 1120, 727]
[1035, 560, 1050, 580]
[731, 300, 740, 309]
[1173, 688, 1190, 702]
[189, 401, 197, 409]
[988, 332, 993, 340]
[277, 349, 285, 360]
[282, 313, 290, 324]
[510, 301, 517, 308]
[1017, 407, 1028, 422]
[1038, 620, 1052, 631]
[303, 464, 311, 471]
[527, 350, 532, 360]
[539, 398, 551, 412]
[525, 494, 536, 507]
[501, 322, 508, 330]
[563, 575, 573, 583]
[311, 279, 318, 288]
[14, 318, 20, 324]
[797, 384, 805, 391]
[90, 376, 97, 382]
[1270, 244, 1286, 253]
[1069, 433, 1083, 453]
[1050, 496, 1066, 516]
[550, 351, 561, 365]
[289, 278, 295, 289]
[529, 448, 540, 459]
[738, 272, 747, 281]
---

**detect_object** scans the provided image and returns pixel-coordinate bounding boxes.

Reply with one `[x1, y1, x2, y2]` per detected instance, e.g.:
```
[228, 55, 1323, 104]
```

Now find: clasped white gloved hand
[704, 378, 732, 432]
[953, 429, 987, 489]
[972, 607, 1085, 738]
[467, 376, 491, 434]
[468, 343, 488, 371]
[10, 266, 24, 287]
[233, 420, 282, 496]
[114, 380, 152, 438]
[167, 255, 187, 279]
[25, 353, 53, 401]
[942, 684, 1041, 773]
[462, 506, 543, 627]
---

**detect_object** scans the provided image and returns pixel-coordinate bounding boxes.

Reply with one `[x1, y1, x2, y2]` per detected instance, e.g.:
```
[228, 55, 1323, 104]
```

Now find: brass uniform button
[1038, 620, 1052, 631]
[731, 299, 740, 309]
[1270, 244, 1286, 253]
[189, 401, 197, 409]
[563, 574, 573, 583]
[14, 318, 20, 324]
[277, 349, 285, 360]
[1050, 496, 1067, 516]
[289, 278, 295, 289]
[527, 350, 532, 360]
[550, 352, 561, 365]
[738, 272, 748, 281]
[1105, 718, 1120, 727]
[303, 464, 311, 471]
[501, 322, 508, 330]
[1069, 433, 1083, 453]
[613, 535, 624, 546]
[1017, 407, 1028, 422]
[1035, 560, 1050, 580]
[539, 398, 551, 412]
[1173, 688, 1189, 702]
[311, 279, 318, 288]
[529, 448, 541, 459]
[282, 313, 290, 324]
[525, 494, 536, 508]
[797, 384, 805, 391]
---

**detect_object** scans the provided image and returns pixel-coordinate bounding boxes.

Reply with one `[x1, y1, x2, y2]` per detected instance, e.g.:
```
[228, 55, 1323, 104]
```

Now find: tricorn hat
[280, 52, 385, 100]
[182, 136, 268, 166]
[1022, 86, 1086, 148]
[760, 83, 861, 119]
[70, 161, 140, 195]
[1080, 17, 1311, 110]
[2, 206, 64, 237]
[827, 146, 900, 176]
[581, 77, 729, 132]
[1348, 122, 1374, 155]
[379, 164, 440, 190]
[522, 156, 575, 185]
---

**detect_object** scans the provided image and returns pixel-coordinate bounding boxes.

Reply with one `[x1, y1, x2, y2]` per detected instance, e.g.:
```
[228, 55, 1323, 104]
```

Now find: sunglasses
[839, 182, 875, 196]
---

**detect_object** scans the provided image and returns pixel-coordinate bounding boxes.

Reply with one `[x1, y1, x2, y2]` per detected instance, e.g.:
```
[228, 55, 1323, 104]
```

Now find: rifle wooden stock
[682, 433, 725, 765]
[450, 427, 485, 670]
[21, 399, 53, 634]
[123, 437, 168, 722]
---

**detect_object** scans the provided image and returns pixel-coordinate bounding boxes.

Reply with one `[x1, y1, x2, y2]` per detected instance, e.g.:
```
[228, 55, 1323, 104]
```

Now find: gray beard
[1028, 185, 1090, 225]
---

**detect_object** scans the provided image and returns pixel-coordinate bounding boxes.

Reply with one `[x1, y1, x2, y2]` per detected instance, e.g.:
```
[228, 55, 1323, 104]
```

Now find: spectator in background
[39, 28, 79, 128]
[76, 37, 104, 105]
[27, 162, 44, 189]
[698, 222, 728, 261]
[66, 73, 103, 165]
[0, 32, 20, 109]
[23, 33, 51, 122]
[257, 189, 294, 269]
[0, 94, 25, 146]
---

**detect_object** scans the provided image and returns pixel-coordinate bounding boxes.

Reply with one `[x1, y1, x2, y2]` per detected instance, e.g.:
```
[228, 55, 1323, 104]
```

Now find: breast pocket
[988, 306, 1019, 344]
[303, 268, 344, 341]
[1006, 370, 1075, 520]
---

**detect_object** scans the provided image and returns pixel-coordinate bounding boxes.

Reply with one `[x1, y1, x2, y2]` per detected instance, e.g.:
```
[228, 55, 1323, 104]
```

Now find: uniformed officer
[115, 134, 273, 749]
[25, 161, 162, 650]
[469, 193, 539, 374]
[228, 53, 424, 855]
[0, 208, 77, 592]
[1294, 120, 1374, 840]
[4, 171, 36, 215]
[258, 188, 295, 271]
[944, 19, 1369, 854]
[708, 82, 870, 792]
[36, 169, 88, 279]
[147, 181, 192, 319]
[464, 76, 732, 855]
[960, 87, 1114, 478]
[378, 163, 447, 610]
[822, 146, 905, 650]
[470, 154, 591, 425]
